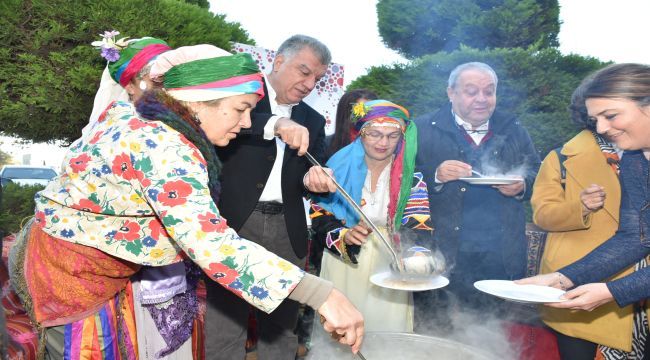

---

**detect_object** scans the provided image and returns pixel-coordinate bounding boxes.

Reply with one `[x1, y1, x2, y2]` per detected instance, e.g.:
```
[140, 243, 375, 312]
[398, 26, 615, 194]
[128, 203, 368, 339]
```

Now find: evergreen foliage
[0, 0, 253, 144]
[377, 0, 560, 58]
[184, 0, 210, 9]
[350, 46, 606, 156]
[0, 183, 44, 234]
[0, 150, 12, 168]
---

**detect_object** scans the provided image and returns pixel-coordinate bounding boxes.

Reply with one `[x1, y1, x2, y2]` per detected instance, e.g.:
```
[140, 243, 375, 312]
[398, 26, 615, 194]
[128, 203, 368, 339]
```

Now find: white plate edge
[474, 280, 566, 303]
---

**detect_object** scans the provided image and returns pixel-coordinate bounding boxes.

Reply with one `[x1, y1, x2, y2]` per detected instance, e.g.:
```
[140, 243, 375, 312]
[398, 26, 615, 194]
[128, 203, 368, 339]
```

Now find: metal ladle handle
[304, 151, 403, 271]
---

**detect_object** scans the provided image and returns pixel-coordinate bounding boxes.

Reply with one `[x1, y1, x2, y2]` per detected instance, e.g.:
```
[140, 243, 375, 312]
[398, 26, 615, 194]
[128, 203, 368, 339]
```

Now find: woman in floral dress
[9, 44, 363, 359]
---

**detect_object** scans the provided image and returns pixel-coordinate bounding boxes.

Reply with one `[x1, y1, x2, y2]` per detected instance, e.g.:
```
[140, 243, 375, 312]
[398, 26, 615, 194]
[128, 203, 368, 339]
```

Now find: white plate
[459, 177, 522, 185]
[370, 271, 449, 292]
[474, 280, 567, 304]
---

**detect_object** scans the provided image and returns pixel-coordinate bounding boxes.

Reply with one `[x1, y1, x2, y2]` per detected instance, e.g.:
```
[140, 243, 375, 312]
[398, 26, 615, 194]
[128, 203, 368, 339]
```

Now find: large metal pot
[308, 331, 499, 360]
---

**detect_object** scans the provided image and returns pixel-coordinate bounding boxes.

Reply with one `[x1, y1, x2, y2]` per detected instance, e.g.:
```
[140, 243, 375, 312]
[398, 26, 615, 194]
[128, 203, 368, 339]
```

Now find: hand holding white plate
[474, 280, 566, 303]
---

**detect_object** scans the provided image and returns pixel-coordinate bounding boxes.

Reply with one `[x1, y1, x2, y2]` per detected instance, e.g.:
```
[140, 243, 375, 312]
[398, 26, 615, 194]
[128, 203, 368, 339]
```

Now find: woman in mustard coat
[531, 86, 648, 359]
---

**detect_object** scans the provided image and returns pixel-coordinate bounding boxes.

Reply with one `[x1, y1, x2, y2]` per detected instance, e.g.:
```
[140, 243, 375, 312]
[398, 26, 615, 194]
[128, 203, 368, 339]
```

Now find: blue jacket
[561, 150, 650, 307]
[415, 104, 540, 279]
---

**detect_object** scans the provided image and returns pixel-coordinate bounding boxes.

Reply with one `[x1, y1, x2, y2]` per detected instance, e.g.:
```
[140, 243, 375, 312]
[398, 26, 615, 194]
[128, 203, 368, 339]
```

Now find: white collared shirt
[454, 112, 490, 145]
[434, 111, 490, 183]
[258, 75, 298, 203]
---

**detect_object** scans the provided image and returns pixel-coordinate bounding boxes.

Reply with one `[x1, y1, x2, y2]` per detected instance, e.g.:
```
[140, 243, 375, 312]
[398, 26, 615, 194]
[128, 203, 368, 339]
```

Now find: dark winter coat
[415, 103, 540, 279]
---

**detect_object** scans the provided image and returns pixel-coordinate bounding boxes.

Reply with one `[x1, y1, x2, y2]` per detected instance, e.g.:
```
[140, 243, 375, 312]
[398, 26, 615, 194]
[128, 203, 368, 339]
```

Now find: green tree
[183, 0, 209, 9]
[0, 0, 253, 144]
[349, 46, 606, 156]
[377, 0, 560, 58]
[0, 149, 12, 168]
[0, 183, 44, 234]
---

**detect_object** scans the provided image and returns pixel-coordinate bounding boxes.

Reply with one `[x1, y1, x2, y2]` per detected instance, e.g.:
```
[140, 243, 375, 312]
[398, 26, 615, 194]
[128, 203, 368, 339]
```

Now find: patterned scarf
[593, 130, 621, 174]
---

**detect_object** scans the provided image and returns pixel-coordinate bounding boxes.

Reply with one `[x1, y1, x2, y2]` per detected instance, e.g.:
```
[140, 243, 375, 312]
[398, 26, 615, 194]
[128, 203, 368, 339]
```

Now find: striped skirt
[53, 285, 138, 360]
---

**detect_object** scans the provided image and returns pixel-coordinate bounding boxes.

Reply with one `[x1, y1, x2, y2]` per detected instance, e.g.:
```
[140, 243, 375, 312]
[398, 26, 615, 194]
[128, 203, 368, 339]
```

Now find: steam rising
[471, 135, 536, 179]
[306, 228, 533, 359]
[308, 292, 529, 360]
[414, 291, 523, 360]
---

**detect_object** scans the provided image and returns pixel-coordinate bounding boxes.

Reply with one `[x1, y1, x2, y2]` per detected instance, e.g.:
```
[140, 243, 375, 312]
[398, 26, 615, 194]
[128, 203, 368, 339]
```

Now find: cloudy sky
[210, 0, 650, 86]
[3, 0, 649, 167]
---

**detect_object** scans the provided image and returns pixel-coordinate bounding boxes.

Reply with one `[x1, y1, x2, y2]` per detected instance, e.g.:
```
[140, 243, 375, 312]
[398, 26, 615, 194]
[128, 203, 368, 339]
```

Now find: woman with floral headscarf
[310, 100, 434, 332]
[9, 44, 364, 359]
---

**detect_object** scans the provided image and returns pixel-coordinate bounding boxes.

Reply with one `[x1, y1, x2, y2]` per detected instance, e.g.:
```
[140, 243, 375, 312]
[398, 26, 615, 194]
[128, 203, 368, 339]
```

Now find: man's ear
[272, 54, 285, 72]
[446, 87, 454, 102]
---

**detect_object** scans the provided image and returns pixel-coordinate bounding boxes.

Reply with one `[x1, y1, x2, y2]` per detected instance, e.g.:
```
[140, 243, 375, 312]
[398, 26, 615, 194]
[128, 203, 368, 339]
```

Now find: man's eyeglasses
[362, 131, 402, 143]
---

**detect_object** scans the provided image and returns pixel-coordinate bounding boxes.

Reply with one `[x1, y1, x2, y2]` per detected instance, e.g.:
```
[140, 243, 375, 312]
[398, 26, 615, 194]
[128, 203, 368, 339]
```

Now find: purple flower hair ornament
[91, 30, 129, 62]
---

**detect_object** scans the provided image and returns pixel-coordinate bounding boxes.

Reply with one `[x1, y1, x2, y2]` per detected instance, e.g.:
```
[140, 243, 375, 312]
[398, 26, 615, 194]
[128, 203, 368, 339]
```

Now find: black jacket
[216, 83, 326, 258]
[415, 103, 540, 279]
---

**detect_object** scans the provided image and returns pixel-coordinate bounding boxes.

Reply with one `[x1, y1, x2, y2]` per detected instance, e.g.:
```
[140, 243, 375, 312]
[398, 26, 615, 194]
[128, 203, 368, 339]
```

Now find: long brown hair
[581, 63, 650, 107]
[327, 89, 378, 159]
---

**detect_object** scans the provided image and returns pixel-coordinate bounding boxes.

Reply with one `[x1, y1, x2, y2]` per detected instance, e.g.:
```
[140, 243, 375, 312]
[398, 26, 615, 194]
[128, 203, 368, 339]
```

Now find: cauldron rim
[310, 331, 500, 360]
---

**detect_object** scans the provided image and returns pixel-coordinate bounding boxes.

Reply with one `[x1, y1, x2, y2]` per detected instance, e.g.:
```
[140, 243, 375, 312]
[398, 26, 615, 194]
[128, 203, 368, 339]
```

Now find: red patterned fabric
[24, 226, 140, 327]
[2, 234, 38, 360]
[506, 322, 560, 360]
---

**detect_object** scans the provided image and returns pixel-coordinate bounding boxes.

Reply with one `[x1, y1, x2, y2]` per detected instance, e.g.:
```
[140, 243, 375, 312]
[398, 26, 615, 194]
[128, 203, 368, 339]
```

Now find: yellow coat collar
[561, 130, 620, 221]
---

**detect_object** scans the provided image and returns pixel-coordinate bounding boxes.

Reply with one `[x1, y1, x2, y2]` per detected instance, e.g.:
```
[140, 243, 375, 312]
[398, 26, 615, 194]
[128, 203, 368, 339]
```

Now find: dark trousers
[553, 330, 597, 360]
[204, 209, 304, 360]
[295, 230, 321, 354]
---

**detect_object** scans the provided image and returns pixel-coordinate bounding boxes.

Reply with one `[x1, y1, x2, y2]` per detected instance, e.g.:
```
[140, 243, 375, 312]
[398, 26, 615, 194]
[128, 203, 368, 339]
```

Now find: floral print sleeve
[142, 129, 306, 312]
[34, 102, 304, 314]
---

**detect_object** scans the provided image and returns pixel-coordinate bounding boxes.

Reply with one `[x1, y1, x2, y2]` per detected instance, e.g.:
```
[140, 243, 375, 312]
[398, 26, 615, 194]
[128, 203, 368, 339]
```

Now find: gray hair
[448, 62, 498, 89]
[276, 34, 331, 66]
